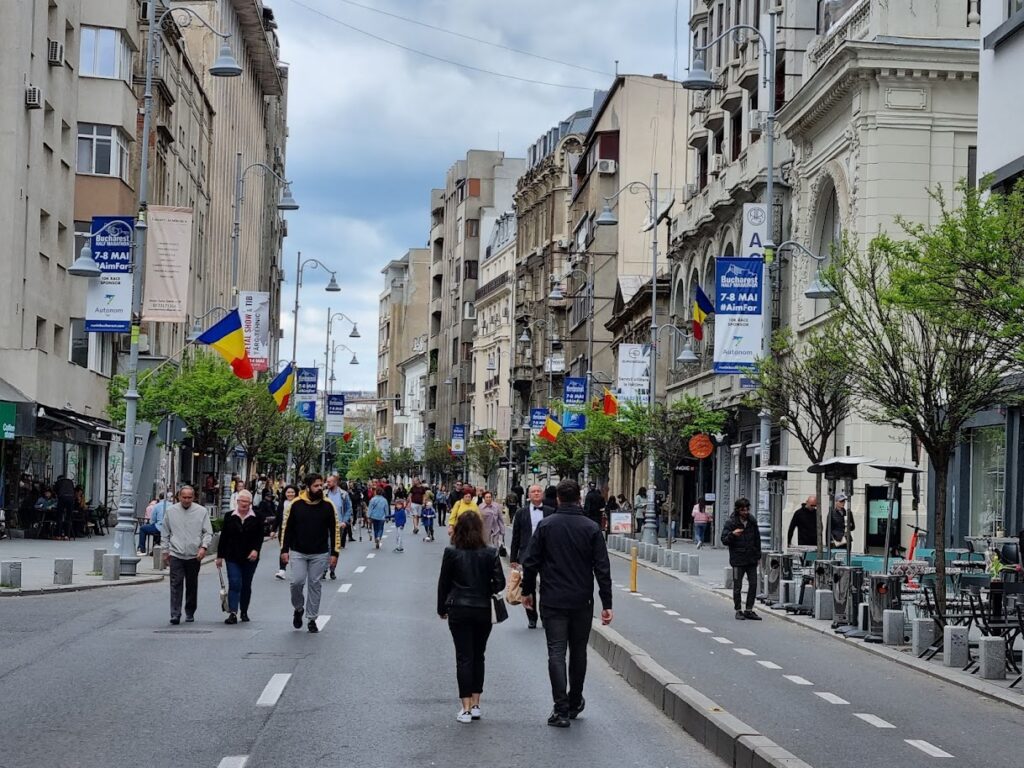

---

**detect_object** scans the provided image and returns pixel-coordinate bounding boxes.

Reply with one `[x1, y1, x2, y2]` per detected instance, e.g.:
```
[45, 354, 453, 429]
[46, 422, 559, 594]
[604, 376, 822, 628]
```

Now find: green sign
[0, 402, 14, 440]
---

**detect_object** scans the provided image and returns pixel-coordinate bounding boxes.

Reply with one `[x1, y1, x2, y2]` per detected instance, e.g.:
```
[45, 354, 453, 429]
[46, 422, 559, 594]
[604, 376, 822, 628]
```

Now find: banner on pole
[562, 412, 586, 432]
[563, 377, 588, 406]
[295, 367, 318, 421]
[616, 343, 650, 404]
[85, 216, 134, 332]
[713, 257, 765, 374]
[142, 206, 192, 322]
[239, 291, 271, 372]
[451, 424, 466, 455]
[326, 394, 346, 435]
[740, 203, 768, 261]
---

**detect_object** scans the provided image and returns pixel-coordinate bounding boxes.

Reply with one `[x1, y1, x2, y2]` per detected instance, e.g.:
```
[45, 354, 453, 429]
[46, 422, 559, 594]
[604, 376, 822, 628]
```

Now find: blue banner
[326, 394, 346, 435]
[451, 424, 466, 455]
[296, 401, 316, 421]
[713, 257, 765, 374]
[563, 377, 588, 406]
[530, 408, 549, 430]
[85, 216, 134, 332]
[296, 367, 319, 395]
[562, 412, 586, 432]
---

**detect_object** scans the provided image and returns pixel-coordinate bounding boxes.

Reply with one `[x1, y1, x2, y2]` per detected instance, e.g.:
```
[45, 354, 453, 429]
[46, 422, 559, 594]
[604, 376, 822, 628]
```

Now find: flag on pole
[342, 432, 353, 443]
[692, 285, 715, 342]
[195, 309, 254, 379]
[268, 363, 295, 412]
[603, 388, 619, 416]
[538, 416, 562, 443]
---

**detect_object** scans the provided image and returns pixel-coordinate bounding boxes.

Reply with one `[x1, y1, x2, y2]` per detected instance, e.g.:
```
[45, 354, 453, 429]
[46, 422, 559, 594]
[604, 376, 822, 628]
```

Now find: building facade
[978, 0, 1024, 191]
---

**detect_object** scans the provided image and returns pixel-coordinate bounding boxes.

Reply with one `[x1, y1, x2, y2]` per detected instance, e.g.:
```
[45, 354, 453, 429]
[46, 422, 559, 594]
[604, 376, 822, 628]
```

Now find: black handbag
[491, 594, 509, 624]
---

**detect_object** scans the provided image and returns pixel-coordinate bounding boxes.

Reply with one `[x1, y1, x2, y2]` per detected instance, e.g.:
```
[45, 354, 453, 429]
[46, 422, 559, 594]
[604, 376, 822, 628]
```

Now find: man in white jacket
[161, 485, 213, 624]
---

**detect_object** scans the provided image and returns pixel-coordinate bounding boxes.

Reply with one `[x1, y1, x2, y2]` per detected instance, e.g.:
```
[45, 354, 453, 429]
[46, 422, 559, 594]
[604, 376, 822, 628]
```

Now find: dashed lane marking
[366, 553, 376, 559]
[854, 713, 895, 729]
[733, 648, 756, 656]
[664, 610, 680, 616]
[217, 758, 248, 768]
[757, 661, 782, 670]
[905, 740, 953, 758]
[256, 674, 291, 707]
[315, 615, 331, 631]
[814, 692, 849, 705]
[652, 603, 666, 608]
[712, 636, 733, 645]
[695, 627, 713, 633]
[679, 618, 696, 624]
[338, 583, 352, 593]
[784, 675, 813, 686]
[639, 597, 655, 602]
[354, 566, 367, 573]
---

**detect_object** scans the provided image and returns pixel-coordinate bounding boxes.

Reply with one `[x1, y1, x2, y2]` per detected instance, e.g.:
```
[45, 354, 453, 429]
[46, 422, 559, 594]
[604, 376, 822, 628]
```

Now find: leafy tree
[347, 447, 384, 481]
[106, 363, 180, 429]
[750, 323, 852, 554]
[611, 401, 650, 497]
[232, 380, 288, 476]
[532, 430, 584, 481]
[576, 408, 619, 484]
[467, 431, 504, 491]
[423, 439, 457, 481]
[276, 411, 322, 479]
[827, 193, 1021, 606]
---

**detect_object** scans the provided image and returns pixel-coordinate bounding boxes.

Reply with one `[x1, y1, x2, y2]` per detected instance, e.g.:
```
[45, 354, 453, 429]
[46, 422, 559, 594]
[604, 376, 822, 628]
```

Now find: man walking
[160, 485, 213, 625]
[787, 495, 818, 547]
[721, 498, 762, 620]
[280, 474, 340, 633]
[582, 481, 605, 529]
[409, 478, 425, 535]
[522, 480, 613, 728]
[509, 484, 553, 628]
[830, 492, 855, 552]
[324, 474, 352, 578]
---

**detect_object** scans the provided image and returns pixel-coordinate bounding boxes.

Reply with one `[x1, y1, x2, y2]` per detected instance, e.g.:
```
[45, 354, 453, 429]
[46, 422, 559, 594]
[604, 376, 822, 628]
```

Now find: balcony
[474, 272, 510, 303]
[704, 108, 725, 134]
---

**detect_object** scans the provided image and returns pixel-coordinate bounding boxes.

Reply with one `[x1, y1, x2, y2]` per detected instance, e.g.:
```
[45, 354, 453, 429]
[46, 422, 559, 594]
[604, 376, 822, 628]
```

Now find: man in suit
[509, 484, 553, 628]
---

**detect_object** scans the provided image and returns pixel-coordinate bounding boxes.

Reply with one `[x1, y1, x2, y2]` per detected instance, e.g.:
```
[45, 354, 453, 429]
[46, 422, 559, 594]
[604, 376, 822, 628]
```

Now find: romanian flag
[692, 285, 715, 342]
[538, 416, 562, 443]
[268, 363, 294, 412]
[342, 432, 353, 443]
[195, 309, 254, 379]
[603, 388, 619, 416]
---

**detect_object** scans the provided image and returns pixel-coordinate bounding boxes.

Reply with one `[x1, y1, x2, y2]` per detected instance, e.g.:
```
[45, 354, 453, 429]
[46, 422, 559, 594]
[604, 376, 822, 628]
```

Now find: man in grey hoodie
[161, 485, 213, 624]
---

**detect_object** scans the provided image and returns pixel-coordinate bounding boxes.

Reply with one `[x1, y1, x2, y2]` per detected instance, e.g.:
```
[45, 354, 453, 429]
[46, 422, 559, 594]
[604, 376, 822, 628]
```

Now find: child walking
[393, 498, 407, 552]
[421, 500, 436, 542]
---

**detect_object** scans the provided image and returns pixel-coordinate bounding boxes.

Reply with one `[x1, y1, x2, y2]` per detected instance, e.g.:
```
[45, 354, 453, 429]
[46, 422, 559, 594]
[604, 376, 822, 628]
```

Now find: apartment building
[978, 0, 1024, 191]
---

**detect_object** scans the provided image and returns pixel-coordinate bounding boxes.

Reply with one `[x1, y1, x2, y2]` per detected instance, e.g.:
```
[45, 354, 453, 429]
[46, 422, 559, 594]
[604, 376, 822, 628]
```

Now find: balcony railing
[474, 272, 510, 302]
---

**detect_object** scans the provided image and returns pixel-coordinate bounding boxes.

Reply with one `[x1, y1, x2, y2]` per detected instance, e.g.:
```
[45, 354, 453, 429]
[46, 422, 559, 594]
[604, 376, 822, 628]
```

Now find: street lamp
[321, 343, 359, 473]
[69, 2, 241, 574]
[683, 9, 779, 549]
[657, 323, 699, 365]
[764, 239, 837, 300]
[187, 306, 229, 342]
[68, 220, 116, 277]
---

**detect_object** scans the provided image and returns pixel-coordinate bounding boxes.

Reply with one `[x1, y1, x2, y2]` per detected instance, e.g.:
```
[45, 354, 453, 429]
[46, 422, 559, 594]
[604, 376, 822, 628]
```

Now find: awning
[36, 407, 123, 445]
[0, 377, 31, 404]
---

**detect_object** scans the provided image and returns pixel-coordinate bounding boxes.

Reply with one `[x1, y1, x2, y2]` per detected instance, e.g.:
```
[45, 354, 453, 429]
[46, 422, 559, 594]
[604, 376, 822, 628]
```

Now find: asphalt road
[0, 525, 718, 768]
[607, 555, 1024, 768]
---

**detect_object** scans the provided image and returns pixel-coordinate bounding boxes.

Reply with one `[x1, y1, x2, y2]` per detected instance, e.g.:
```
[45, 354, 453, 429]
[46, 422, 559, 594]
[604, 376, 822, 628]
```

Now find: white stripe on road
[784, 675, 813, 686]
[854, 713, 895, 729]
[679, 618, 696, 624]
[315, 615, 331, 631]
[366, 553, 376, 559]
[651, 603, 666, 608]
[664, 610, 680, 616]
[217, 758, 248, 768]
[354, 566, 366, 573]
[631, 593, 643, 597]
[757, 661, 782, 670]
[639, 597, 654, 603]
[712, 636, 734, 645]
[337, 583, 352, 593]
[814, 692, 849, 705]
[905, 740, 953, 758]
[695, 627, 713, 633]
[256, 674, 291, 707]
[733, 648, 757, 656]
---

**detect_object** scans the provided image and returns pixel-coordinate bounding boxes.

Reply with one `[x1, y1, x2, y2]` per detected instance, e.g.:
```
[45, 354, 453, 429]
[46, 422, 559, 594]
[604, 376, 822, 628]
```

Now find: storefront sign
[239, 291, 271, 372]
[326, 394, 346, 435]
[616, 343, 651, 404]
[0, 402, 15, 440]
[85, 216, 134, 332]
[609, 512, 633, 534]
[142, 206, 192, 323]
[563, 377, 588, 406]
[713, 257, 765, 374]
[451, 424, 466, 455]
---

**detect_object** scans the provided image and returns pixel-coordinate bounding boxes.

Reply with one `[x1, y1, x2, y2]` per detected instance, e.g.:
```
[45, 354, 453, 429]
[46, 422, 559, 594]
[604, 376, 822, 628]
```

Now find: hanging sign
[142, 206, 192, 323]
[616, 343, 650, 404]
[325, 393, 346, 435]
[295, 367, 318, 421]
[713, 257, 765, 374]
[239, 291, 271, 372]
[451, 424, 466, 455]
[85, 216, 134, 332]
[563, 377, 588, 406]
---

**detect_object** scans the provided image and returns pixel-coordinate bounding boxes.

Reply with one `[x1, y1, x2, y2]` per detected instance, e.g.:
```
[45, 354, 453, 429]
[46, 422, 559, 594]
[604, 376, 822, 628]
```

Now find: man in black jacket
[721, 497, 762, 620]
[582, 481, 605, 529]
[280, 474, 340, 633]
[522, 479, 613, 728]
[509, 484, 554, 628]
[787, 495, 818, 547]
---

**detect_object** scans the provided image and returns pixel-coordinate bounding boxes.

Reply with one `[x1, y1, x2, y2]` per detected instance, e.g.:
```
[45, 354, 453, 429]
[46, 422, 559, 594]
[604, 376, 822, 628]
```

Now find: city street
[0, 525, 718, 768]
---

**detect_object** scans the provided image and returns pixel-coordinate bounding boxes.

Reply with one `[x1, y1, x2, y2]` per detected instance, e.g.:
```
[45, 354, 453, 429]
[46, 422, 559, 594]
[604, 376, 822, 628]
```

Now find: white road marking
[733, 648, 757, 656]
[651, 603, 666, 608]
[315, 615, 331, 630]
[619, 586, 631, 591]
[256, 674, 291, 707]
[366, 553, 376, 559]
[905, 740, 953, 758]
[814, 692, 849, 705]
[712, 636, 734, 645]
[784, 675, 813, 686]
[679, 618, 696, 624]
[337, 583, 352, 593]
[757, 661, 782, 670]
[631, 593, 643, 597]
[664, 610, 680, 616]
[854, 713, 895, 729]
[354, 566, 367, 573]
[640, 597, 655, 603]
[695, 627, 713, 633]
[217, 758, 248, 768]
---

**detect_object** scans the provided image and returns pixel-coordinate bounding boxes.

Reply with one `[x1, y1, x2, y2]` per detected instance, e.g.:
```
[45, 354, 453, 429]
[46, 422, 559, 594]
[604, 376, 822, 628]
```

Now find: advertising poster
[451, 424, 466, 455]
[740, 202, 769, 260]
[563, 377, 588, 406]
[85, 216, 134, 332]
[142, 206, 192, 322]
[616, 343, 650, 404]
[562, 412, 586, 432]
[713, 257, 765, 375]
[325, 393, 346, 435]
[295, 367, 319, 421]
[239, 291, 271, 372]
[609, 512, 633, 534]
[529, 408, 548, 448]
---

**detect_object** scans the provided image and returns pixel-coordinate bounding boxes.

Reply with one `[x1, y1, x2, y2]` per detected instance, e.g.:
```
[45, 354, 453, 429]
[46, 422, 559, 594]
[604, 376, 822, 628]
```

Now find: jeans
[371, 519, 385, 540]
[169, 556, 201, 619]
[289, 551, 328, 619]
[225, 559, 258, 613]
[57, 496, 75, 538]
[733, 563, 758, 611]
[694, 523, 707, 545]
[541, 602, 593, 716]
[447, 607, 492, 699]
[423, 519, 434, 538]
[138, 523, 162, 552]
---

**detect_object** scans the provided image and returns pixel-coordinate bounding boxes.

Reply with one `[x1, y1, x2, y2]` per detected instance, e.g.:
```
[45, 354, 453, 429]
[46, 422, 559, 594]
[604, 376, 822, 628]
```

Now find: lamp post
[322, 342, 358, 473]
[683, 9, 779, 549]
[186, 306, 230, 342]
[69, 3, 241, 574]
[517, 318, 551, 480]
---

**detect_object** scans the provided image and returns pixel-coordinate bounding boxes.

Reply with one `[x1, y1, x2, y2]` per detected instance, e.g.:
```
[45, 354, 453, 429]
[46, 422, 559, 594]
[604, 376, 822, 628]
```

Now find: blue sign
[713, 257, 765, 375]
[451, 424, 466, 455]
[296, 400, 316, 421]
[85, 216, 134, 332]
[296, 367, 319, 395]
[562, 412, 586, 432]
[530, 408, 549, 430]
[563, 377, 588, 406]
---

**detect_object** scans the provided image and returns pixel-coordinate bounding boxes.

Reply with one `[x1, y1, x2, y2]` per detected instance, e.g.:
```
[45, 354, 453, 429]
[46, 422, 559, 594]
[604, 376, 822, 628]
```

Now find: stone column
[53, 558, 73, 585]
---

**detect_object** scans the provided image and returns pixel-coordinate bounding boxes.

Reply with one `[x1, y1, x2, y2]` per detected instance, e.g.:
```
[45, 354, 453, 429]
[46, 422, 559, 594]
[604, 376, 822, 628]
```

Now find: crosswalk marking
[712, 636, 733, 645]
[664, 610, 680, 616]
[366, 553, 376, 559]
[679, 618, 696, 624]
[651, 603, 666, 608]
[784, 675, 813, 686]
[757, 660, 782, 670]
[315, 615, 331, 631]
[354, 566, 367, 573]
[814, 692, 849, 705]
[217, 758, 248, 768]
[733, 648, 756, 656]
[905, 740, 952, 758]
[695, 627, 713, 633]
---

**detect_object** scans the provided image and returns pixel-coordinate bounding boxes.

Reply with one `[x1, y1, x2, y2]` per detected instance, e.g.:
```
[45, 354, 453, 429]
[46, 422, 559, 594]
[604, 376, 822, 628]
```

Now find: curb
[0, 573, 165, 596]
[609, 547, 1024, 713]
[590, 621, 813, 768]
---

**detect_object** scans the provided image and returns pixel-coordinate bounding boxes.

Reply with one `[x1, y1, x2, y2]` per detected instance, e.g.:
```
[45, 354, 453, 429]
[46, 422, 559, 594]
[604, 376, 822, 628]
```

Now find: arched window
[812, 184, 840, 316]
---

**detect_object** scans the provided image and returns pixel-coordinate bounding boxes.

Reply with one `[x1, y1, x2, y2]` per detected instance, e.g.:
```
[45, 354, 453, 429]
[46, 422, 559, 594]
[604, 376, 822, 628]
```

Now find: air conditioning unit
[556, 238, 570, 249]
[750, 110, 766, 136]
[47, 40, 64, 66]
[25, 86, 42, 109]
[596, 159, 617, 175]
[710, 154, 724, 176]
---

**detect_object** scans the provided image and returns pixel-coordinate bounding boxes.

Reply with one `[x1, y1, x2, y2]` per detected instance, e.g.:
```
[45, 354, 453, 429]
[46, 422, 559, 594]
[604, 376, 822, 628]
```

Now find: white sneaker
[456, 709, 472, 724]
[470, 705, 481, 720]
[274, 570, 286, 580]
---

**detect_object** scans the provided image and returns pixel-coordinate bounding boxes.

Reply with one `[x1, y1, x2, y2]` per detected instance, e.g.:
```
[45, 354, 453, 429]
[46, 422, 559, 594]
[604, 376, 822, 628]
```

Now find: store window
[968, 425, 1006, 536]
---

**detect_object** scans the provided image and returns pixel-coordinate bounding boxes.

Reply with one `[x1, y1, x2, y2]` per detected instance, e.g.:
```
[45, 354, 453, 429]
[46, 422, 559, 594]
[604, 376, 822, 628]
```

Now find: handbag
[505, 566, 523, 605]
[217, 566, 229, 613]
[491, 593, 509, 624]
[498, 541, 508, 558]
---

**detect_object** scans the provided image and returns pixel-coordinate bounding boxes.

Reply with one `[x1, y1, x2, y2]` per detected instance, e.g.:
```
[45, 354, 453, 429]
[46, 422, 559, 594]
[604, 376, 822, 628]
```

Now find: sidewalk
[612, 535, 1024, 711]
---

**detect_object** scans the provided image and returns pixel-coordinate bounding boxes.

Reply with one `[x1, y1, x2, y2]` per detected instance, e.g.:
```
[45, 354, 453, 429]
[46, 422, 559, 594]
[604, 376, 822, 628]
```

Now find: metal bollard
[630, 545, 639, 593]
[1, 561, 22, 589]
[102, 553, 121, 581]
[53, 558, 73, 585]
[93, 549, 107, 574]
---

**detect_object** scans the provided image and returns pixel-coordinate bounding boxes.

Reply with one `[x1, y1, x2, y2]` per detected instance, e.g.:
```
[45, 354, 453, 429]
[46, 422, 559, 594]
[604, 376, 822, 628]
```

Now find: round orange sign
[688, 433, 714, 460]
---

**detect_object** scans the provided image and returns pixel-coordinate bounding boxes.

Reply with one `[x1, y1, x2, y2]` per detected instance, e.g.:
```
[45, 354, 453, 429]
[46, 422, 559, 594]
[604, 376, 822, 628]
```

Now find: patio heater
[870, 462, 923, 575]
[832, 564, 865, 637]
[753, 465, 800, 605]
[807, 456, 873, 565]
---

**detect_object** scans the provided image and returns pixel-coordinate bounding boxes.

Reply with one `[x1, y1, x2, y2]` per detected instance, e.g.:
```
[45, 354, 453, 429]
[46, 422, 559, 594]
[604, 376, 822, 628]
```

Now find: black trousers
[541, 602, 593, 716]
[447, 607, 492, 699]
[169, 556, 201, 619]
[733, 563, 758, 610]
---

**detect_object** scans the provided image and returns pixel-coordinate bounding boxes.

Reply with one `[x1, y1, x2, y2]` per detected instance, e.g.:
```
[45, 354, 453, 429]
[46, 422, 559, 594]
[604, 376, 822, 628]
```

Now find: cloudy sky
[272, 0, 682, 391]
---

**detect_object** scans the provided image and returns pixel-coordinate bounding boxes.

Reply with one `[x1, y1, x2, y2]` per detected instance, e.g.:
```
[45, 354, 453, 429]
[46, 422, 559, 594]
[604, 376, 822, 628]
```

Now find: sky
[271, 0, 683, 392]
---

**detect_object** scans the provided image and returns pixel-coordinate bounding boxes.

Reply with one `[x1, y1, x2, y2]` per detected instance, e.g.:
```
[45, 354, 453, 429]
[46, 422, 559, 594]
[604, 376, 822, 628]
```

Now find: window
[1013, 0, 1024, 14]
[35, 317, 47, 352]
[456, 217, 463, 243]
[968, 425, 1006, 536]
[77, 123, 129, 181]
[730, 111, 743, 160]
[465, 219, 480, 238]
[70, 320, 89, 368]
[967, 145, 978, 188]
[463, 260, 478, 280]
[812, 186, 840, 316]
[79, 26, 132, 82]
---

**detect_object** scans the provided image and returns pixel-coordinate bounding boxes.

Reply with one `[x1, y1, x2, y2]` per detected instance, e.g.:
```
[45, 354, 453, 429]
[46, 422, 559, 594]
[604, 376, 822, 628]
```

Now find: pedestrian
[409, 478, 425, 535]
[787, 495, 818, 547]
[280, 474, 340, 633]
[509, 484, 554, 628]
[447, 481, 464, 521]
[255, 489, 276, 537]
[368, 488, 389, 549]
[215, 489, 263, 624]
[160, 485, 213, 625]
[692, 500, 711, 549]
[437, 510, 506, 724]
[436, 484, 450, 527]
[447, 487, 479, 537]
[543, 485, 558, 510]
[229, 478, 245, 512]
[829, 493, 855, 551]
[273, 484, 297, 580]
[393, 498, 407, 552]
[721, 497, 762, 620]
[582, 481, 605, 528]
[478, 491, 506, 550]
[137, 493, 167, 555]
[421, 499, 436, 541]
[54, 474, 76, 540]
[324, 474, 351, 577]
[510, 480, 524, 510]
[522, 479, 613, 727]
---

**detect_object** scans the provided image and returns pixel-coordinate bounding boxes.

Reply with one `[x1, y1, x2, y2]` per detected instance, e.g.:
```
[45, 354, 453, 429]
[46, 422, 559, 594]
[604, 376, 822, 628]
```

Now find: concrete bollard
[93, 548, 107, 573]
[152, 546, 165, 571]
[657, 548, 667, 567]
[53, 558, 73, 586]
[676, 552, 688, 573]
[688, 554, 700, 576]
[882, 609, 905, 645]
[1, 561, 22, 589]
[814, 589, 834, 621]
[672, 551, 683, 570]
[724, 566, 734, 589]
[977, 636, 1006, 679]
[942, 625, 969, 668]
[648, 545, 660, 563]
[102, 553, 121, 581]
[911, 617, 935, 657]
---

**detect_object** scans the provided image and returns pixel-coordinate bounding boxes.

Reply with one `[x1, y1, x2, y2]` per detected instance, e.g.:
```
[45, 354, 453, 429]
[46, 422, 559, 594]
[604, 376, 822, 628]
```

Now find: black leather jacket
[437, 546, 505, 616]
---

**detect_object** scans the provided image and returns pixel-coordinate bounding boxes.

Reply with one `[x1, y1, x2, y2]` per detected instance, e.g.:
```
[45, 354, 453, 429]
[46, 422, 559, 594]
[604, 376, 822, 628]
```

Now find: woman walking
[478, 491, 506, 550]
[273, 485, 298, 580]
[216, 490, 264, 624]
[692, 500, 711, 549]
[368, 490, 389, 549]
[447, 486, 479, 538]
[437, 512, 505, 723]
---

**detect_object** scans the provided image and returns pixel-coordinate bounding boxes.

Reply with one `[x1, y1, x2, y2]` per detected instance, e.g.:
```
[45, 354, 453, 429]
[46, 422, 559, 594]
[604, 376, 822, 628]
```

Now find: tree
[467, 431, 503, 491]
[827, 195, 1021, 606]
[576, 408, 619, 484]
[423, 439, 457, 481]
[106, 363, 180, 429]
[532, 428, 585, 481]
[611, 401, 650, 498]
[750, 323, 853, 554]
[232, 381, 288, 476]
[347, 447, 384, 481]
[276, 411, 322, 479]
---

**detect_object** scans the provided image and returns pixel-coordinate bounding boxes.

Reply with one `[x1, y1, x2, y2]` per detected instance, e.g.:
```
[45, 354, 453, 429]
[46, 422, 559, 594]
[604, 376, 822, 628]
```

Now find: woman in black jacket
[216, 490, 264, 624]
[437, 511, 505, 724]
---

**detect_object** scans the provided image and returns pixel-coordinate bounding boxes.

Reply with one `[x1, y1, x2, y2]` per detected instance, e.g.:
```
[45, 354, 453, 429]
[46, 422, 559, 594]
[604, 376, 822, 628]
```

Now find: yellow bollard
[630, 545, 639, 593]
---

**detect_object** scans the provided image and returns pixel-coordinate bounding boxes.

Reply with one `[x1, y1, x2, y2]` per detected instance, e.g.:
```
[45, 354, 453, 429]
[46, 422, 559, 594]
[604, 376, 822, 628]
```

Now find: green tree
[276, 411, 322, 479]
[232, 380, 289, 476]
[423, 439, 457, 481]
[575, 409, 619, 484]
[106, 363, 180, 429]
[611, 400, 650, 498]
[750, 323, 852, 554]
[467, 431, 503, 490]
[347, 447, 384, 481]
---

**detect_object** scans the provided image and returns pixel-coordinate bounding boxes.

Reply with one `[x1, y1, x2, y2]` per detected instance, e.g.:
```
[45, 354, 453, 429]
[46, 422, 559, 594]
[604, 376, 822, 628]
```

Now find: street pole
[231, 150, 243, 303]
[321, 307, 333, 474]
[287, 250, 301, 484]
[643, 172, 659, 545]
